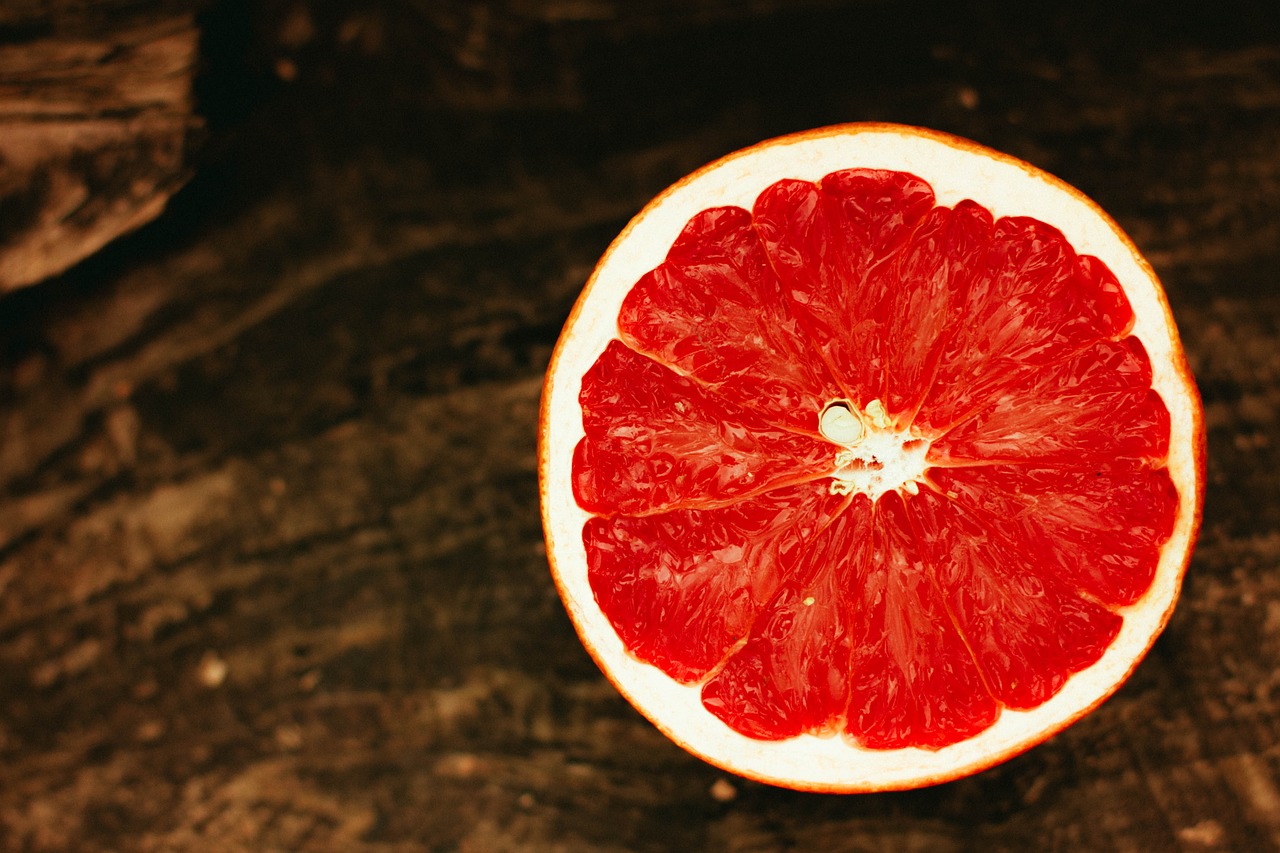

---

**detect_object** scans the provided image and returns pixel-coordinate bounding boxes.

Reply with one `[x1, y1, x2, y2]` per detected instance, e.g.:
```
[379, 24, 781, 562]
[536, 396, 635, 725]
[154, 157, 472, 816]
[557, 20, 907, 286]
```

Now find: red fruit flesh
[571, 169, 1178, 750]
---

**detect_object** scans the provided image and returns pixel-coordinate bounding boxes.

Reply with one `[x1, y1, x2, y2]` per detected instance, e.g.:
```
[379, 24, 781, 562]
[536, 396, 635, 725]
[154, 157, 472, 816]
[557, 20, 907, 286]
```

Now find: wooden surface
[1, 2, 1279, 849]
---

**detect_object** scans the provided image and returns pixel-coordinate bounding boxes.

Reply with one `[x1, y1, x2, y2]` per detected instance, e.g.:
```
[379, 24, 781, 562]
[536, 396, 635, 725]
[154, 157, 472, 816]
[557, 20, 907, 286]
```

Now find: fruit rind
[538, 123, 1205, 792]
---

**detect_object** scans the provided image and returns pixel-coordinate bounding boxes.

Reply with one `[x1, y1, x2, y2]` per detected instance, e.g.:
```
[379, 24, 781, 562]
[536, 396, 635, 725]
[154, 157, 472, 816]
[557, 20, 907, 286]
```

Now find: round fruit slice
[539, 123, 1204, 792]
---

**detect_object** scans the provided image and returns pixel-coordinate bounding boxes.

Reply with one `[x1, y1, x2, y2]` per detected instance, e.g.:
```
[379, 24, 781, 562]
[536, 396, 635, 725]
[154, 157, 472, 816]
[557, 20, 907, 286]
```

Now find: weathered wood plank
[0, 7, 198, 291]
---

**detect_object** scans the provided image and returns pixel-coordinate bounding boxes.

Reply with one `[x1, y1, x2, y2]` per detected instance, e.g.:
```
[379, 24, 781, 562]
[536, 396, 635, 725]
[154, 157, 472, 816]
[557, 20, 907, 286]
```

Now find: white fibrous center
[818, 399, 931, 500]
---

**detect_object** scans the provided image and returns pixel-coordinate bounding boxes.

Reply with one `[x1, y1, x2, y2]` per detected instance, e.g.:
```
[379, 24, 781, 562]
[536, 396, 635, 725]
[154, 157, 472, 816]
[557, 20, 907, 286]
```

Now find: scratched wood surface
[1, 2, 1279, 850]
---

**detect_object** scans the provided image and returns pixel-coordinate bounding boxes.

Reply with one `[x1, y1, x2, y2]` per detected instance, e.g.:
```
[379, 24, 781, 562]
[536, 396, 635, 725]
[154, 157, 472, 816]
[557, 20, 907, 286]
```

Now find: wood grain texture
[0, 1, 1278, 850]
[0, 3, 198, 291]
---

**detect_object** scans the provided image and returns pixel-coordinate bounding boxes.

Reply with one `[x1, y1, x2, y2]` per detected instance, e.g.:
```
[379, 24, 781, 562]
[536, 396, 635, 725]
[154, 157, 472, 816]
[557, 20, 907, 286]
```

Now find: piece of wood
[0, 8, 197, 291]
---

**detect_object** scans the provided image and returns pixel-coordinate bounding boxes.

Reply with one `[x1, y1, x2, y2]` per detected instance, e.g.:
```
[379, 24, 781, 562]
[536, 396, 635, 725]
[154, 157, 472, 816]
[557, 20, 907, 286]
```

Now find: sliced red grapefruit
[539, 124, 1204, 792]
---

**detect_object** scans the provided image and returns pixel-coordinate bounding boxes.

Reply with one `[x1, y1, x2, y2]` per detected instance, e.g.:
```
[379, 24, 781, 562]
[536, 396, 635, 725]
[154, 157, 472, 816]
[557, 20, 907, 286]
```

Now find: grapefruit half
[539, 124, 1204, 792]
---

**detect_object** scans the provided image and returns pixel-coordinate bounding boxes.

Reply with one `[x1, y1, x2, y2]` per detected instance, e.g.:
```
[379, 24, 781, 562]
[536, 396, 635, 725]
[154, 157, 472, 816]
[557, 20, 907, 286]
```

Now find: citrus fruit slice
[539, 123, 1204, 792]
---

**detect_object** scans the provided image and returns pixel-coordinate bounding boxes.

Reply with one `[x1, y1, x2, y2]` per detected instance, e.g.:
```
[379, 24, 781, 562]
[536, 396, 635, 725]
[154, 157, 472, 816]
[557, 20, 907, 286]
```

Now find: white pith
[820, 398, 930, 499]
[538, 124, 1204, 792]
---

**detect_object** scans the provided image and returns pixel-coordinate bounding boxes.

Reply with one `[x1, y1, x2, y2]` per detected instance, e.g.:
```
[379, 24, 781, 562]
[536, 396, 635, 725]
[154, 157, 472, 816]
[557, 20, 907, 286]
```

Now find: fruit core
[819, 399, 930, 500]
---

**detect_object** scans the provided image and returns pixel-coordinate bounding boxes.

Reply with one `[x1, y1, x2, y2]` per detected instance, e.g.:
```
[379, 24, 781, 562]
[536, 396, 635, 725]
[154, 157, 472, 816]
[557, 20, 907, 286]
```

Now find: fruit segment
[572, 167, 1180, 750]
[916, 218, 1135, 434]
[701, 499, 867, 739]
[584, 482, 843, 682]
[908, 490, 1123, 709]
[880, 201, 994, 419]
[574, 340, 832, 516]
[845, 493, 999, 749]
[753, 170, 935, 406]
[929, 463, 1178, 607]
[619, 206, 842, 431]
[928, 337, 1171, 465]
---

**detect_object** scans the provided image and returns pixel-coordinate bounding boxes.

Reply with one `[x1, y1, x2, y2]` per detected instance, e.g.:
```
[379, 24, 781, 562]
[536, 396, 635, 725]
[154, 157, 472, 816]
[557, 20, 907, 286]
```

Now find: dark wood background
[2, 1, 1278, 849]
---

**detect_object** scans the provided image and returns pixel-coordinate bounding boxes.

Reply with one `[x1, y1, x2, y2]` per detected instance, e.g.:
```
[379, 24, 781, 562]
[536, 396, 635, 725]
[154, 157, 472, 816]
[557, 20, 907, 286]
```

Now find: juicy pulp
[572, 168, 1179, 749]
